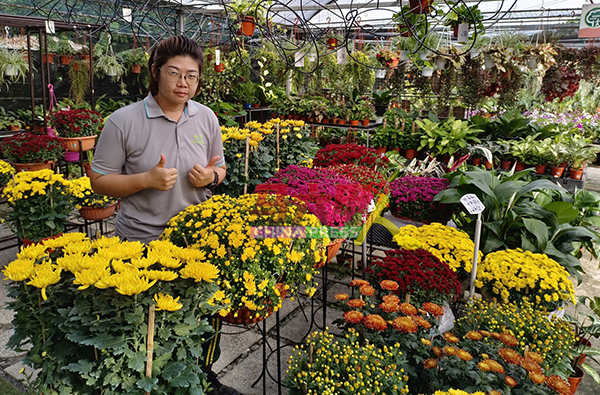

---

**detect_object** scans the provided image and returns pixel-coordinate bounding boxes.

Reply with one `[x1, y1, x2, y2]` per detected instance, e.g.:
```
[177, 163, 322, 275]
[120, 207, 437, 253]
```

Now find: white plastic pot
[484, 56, 494, 69]
[419, 51, 430, 61]
[308, 53, 317, 62]
[528, 55, 538, 69]
[5, 65, 17, 76]
[422, 67, 434, 77]
[400, 50, 408, 61]
[436, 58, 447, 70]
[375, 69, 386, 79]
[106, 68, 118, 77]
[470, 49, 480, 58]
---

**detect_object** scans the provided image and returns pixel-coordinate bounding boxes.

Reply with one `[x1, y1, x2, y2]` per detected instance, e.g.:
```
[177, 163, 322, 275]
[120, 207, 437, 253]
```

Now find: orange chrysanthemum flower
[499, 332, 519, 347]
[456, 349, 473, 361]
[423, 358, 438, 369]
[379, 301, 400, 313]
[382, 294, 400, 304]
[432, 346, 443, 358]
[443, 346, 457, 356]
[423, 302, 444, 316]
[529, 371, 546, 384]
[413, 316, 432, 329]
[443, 332, 460, 344]
[363, 314, 387, 331]
[380, 280, 399, 291]
[505, 376, 518, 387]
[360, 284, 375, 296]
[465, 330, 483, 341]
[347, 299, 366, 308]
[521, 358, 543, 373]
[489, 391, 502, 395]
[477, 361, 491, 372]
[480, 330, 491, 337]
[499, 348, 523, 365]
[350, 279, 369, 287]
[335, 293, 349, 301]
[486, 359, 505, 374]
[546, 375, 571, 395]
[391, 316, 418, 333]
[490, 332, 501, 340]
[525, 351, 544, 364]
[343, 310, 364, 324]
[399, 302, 418, 316]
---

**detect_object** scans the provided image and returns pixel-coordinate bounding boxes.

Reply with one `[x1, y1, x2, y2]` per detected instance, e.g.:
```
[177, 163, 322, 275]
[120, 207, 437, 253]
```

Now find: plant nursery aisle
[0, 213, 598, 394]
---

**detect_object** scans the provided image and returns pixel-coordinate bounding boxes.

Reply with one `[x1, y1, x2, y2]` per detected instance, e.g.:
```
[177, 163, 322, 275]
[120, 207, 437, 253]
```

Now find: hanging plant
[577, 45, 600, 84]
[459, 56, 488, 109]
[68, 60, 90, 105]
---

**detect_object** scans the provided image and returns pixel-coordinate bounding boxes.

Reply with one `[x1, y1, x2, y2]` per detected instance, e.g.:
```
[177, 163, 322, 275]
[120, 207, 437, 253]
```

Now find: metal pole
[469, 212, 482, 298]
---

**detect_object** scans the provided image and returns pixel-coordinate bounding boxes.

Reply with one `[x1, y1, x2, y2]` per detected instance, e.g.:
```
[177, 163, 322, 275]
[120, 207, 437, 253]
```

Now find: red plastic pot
[551, 166, 565, 177]
[570, 168, 584, 180]
[535, 164, 546, 174]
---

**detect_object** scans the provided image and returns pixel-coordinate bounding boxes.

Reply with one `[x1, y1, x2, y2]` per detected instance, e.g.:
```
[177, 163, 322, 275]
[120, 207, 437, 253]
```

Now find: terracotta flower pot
[131, 64, 142, 74]
[483, 160, 493, 170]
[570, 168, 584, 180]
[9, 124, 20, 131]
[500, 160, 512, 170]
[535, 164, 546, 174]
[472, 157, 482, 166]
[79, 202, 118, 221]
[409, 0, 432, 14]
[569, 367, 584, 395]
[349, 120, 360, 126]
[322, 118, 330, 124]
[57, 135, 97, 152]
[405, 149, 416, 159]
[515, 162, 526, 171]
[335, 253, 353, 267]
[327, 38, 338, 50]
[239, 16, 256, 36]
[314, 239, 343, 269]
[83, 162, 92, 177]
[551, 166, 566, 178]
[337, 119, 346, 125]
[22, 232, 63, 247]
[60, 55, 74, 65]
[361, 119, 370, 126]
[42, 53, 55, 63]
[221, 283, 287, 325]
[12, 161, 54, 173]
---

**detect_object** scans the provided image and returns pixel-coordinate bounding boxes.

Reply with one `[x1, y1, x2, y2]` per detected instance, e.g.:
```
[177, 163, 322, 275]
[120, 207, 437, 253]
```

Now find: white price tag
[457, 23, 469, 43]
[122, 8, 132, 23]
[45, 20, 55, 34]
[294, 52, 305, 67]
[337, 47, 347, 65]
[460, 193, 485, 215]
[215, 49, 221, 65]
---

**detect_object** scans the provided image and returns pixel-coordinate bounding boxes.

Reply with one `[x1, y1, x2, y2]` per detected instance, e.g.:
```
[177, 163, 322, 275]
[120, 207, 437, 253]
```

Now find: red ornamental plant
[389, 175, 452, 223]
[313, 143, 389, 170]
[327, 164, 390, 196]
[260, 165, 373, 227]
[0, 132, 67, 163]
[541, 65, 580, 102]
[366, 248, 462, 306]
[48, 108, 104, 138]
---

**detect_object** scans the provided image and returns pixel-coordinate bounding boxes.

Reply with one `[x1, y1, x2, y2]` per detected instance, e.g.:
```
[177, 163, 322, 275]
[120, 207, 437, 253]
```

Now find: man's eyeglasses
[158, 67, 200, 84]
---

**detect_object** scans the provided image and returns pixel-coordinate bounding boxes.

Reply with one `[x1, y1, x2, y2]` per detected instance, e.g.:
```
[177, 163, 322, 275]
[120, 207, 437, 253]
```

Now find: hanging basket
[221, 283, 287, 325]
[42, 53, 55, 63]
[57, 135, 97, 152]
[131, 64, 142, 74]
[327, 37, 338, 50]
[79, 202, 118, 221]
[60, 55, 74, 65]
[314, 239, 344, 269]
[12, 161, 54, 173]
[409, 0, 433, 14]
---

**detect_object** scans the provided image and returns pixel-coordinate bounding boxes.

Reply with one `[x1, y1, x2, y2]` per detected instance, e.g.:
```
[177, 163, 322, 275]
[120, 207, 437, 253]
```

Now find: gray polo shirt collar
[143, 94, 199, 119]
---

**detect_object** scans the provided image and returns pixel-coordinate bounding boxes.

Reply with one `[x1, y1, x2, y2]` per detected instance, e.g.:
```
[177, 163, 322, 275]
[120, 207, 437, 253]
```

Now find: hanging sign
[456, 23, 469, 43]
[579, 4, 600, 38]
[337, 46, 347, 65]
[123, 8, 133, 23]
[45, 20, 55, 34]
[294, 52, 305, 67]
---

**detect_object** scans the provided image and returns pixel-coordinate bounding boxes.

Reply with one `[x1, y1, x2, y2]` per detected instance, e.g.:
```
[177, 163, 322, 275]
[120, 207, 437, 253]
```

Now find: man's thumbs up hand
[146, 154, 178, 191]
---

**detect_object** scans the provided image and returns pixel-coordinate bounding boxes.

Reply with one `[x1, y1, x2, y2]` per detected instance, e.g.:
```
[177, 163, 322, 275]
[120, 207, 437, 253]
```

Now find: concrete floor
[1, 167, 600, 394]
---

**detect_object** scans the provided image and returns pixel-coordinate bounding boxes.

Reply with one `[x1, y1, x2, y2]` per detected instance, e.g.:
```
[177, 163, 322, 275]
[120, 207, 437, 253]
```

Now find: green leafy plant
[94, 53, 125, 82]
[417, 117, 482, 157]
[564, 295, 600, 384]
[0, 48, 30, 88]
[444, 1, 484, 31]
[68, 60, 91, 105]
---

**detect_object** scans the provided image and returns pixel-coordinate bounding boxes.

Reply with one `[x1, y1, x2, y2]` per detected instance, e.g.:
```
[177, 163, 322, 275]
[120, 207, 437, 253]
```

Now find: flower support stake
[459, 194, 485, 298]
[276, 123, 281, 171]
[145, 304, 156, 395]
[243, 137, 250, 194]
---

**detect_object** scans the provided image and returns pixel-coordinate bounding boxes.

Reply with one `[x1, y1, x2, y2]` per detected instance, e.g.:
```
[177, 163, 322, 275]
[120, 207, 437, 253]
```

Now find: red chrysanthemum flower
[379, 301, 400, 313]
[399, 302, 418, 316]
[423, 358, 438, 369]
[443, 332, 460, 344]
[360, 284, 375, 296]
[465, 330, 483, 341]
[546, 375, 571, 395]
[413, 316, 432, 329]
[347, 299, 366, 308]
[499, 332, 519, 347]
[423, 302, 444, 316]
[525, 351, 544, 364]
[343, 310, 364, 324]
[487, 359, 505, 374]
[443, 346, 457, 356]
[391, 316, 418, 333]
[363, 314, 387, 331]
[456, 349, 473, 361]
[505, 376, 518, 387]
[335, 293, 349, 301]
[382, 294, 400, 304]
[350, 279, 369, 287]
[498, 348, 522, 365]
[529, 371, 546, 384]
[380, 280, 399, 291]
[432, 346, 443, 358]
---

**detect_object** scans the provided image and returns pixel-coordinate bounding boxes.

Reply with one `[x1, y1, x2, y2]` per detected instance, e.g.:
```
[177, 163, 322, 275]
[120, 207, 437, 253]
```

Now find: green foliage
[0, 48, 30, 88]
[417, 117, 482, 157]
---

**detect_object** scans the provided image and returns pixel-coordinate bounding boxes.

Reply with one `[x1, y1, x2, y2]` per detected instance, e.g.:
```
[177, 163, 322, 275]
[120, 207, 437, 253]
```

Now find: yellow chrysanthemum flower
[154, 293, 183, 311]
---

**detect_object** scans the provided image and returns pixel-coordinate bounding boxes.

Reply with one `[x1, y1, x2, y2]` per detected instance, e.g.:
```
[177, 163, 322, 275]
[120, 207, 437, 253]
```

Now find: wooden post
[405, 293, 411, 304]
[145, 305, 156, 395]
[244, 137, 250, 194]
